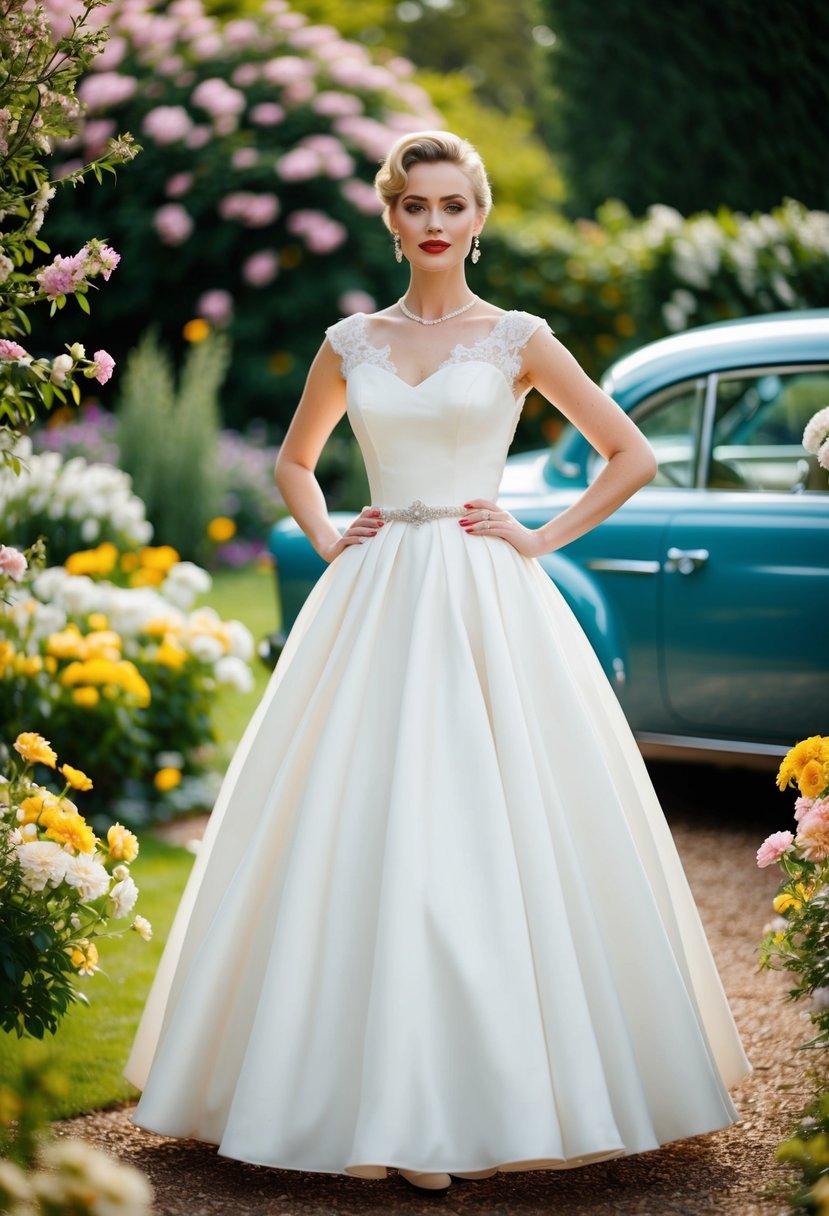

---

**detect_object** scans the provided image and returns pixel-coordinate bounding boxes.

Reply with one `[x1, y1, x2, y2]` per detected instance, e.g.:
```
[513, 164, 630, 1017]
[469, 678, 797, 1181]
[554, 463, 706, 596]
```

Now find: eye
[446, 204, 465, 213]
[403, 203, 424, 213]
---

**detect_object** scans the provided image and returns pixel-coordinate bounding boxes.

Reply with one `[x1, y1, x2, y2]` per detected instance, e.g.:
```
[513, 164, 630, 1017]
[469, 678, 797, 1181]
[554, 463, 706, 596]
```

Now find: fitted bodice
[326, 311, 548, 507]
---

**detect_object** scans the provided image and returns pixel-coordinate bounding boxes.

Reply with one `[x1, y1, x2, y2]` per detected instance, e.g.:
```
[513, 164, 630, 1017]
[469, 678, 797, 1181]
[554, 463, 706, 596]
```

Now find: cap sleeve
[325, 313, 364, 380]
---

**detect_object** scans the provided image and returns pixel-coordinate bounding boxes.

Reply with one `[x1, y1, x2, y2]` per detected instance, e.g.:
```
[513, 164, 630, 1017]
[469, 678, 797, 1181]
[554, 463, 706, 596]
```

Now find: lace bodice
[326, 310, 549, 395]
[323, 309, 552, 509]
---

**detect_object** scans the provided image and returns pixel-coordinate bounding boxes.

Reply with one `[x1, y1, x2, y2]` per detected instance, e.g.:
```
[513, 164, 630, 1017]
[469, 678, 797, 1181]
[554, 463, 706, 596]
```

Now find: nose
[426, 210, 443, 232]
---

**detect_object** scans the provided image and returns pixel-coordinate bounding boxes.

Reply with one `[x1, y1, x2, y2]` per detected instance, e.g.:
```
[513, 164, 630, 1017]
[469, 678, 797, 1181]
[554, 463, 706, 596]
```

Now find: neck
[401, 268, 475, 320]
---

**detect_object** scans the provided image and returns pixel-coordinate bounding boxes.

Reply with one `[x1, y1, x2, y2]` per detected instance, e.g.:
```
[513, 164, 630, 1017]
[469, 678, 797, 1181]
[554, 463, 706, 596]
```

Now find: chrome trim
[635, 731, 787, 769]
[585, 558, 661, 575]
[696, 372, 718, 488]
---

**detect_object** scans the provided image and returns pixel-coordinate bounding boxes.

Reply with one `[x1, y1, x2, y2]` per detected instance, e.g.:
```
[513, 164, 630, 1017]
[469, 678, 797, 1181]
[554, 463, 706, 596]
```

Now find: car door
[659, 366, 829, 744]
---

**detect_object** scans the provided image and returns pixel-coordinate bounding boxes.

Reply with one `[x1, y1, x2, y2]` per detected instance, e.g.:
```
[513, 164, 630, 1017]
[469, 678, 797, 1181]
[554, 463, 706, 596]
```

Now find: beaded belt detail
[378, 498, 465, 527]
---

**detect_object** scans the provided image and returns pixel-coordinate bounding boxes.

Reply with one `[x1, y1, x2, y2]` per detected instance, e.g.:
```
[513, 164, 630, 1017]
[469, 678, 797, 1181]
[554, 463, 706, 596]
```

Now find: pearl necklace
[398, 295, 478, 326]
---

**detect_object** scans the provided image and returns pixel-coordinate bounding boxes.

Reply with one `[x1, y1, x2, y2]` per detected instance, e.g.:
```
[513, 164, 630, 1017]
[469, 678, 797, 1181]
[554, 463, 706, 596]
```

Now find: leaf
[76, 292, 90, 314]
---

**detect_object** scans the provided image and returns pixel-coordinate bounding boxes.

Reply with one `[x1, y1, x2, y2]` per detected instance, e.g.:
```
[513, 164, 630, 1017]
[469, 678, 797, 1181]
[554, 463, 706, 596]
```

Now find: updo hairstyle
[374, 131, 492, 232]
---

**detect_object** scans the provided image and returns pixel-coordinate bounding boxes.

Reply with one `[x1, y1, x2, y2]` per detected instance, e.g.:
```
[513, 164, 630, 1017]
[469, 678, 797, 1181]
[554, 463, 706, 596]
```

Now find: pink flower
[232, 64, 259, 87]
[756, 830, 794, 868]
[186, 126, 212, 150]
[797, 805, 829, 862]
[91, 350, 115, 385]
[223, 18, 259, 47]
[261, 56, 316, 86]
[36, 252, 87, 300]
[82, 241, 120, 281]
[276, 147, 320, 182]
[795, 796, 815, 823]
[219, 192, 279, 228]
[339, 290, 376, 316]
[286, 210, 347, 255]
[84, 118, 116, 158]
[231, 148, 258, 170]
[242, 250, 279, 287]
[0, 545, 27, 581]
[153, 204, 194, 245]
[143, 105, 193, 144]
[77, 72, 138, 113]
[166, 171, 194, 198]
[249, 102, 285, 127]
[196, 290, 233, 325]
[340, 178, 384, 217]
[288, 24, 338, 49]
[0, 339, 29, 361]
[312, 92, 364, 118]
[191, 78, 246, 118]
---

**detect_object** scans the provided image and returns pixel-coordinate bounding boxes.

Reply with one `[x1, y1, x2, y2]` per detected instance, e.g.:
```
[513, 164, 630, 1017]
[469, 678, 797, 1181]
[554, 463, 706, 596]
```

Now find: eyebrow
[401, 193, 468, 202]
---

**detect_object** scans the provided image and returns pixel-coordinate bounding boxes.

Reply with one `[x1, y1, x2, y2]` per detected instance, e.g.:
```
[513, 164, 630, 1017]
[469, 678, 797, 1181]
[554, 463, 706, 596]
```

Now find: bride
[126, 131, 749, 1194]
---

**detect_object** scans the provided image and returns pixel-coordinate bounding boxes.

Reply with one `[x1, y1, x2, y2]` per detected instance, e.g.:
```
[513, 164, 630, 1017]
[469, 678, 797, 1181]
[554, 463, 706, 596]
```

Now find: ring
[484, 510, 490, 519]
[483, 521, 490, 530]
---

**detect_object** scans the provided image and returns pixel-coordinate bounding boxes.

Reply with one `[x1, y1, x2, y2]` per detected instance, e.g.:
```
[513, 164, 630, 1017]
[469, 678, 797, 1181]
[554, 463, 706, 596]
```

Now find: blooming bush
[0, 1042, 153, 1213]
[803, 406, 829, 476]
[1, 552, 254, 823]
[43, 0, 441, 429]
[0, 731, 152, 1038]
[0, 0, 136, 461]
[0, 435, 152, 563]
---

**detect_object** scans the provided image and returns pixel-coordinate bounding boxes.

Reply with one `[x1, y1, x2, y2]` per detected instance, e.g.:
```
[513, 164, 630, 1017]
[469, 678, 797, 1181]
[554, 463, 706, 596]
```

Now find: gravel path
[60, 765, 808, 1215]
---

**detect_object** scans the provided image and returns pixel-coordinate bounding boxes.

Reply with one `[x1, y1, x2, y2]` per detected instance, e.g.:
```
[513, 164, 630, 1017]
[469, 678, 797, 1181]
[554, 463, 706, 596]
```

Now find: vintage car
[267, 309, 829, 766]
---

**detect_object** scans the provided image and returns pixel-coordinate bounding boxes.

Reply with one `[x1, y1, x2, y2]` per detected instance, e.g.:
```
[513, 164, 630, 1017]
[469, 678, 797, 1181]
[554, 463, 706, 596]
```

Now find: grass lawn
[0, 565, 283, 1118]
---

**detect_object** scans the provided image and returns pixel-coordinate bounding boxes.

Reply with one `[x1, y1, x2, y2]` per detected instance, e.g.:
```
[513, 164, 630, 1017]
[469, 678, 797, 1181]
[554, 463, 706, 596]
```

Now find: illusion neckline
[354, 310, 519, 392]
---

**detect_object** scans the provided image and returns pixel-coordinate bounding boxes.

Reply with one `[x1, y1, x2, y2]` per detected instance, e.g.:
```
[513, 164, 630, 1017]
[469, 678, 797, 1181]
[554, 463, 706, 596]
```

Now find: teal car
[268, 310, 829, 765]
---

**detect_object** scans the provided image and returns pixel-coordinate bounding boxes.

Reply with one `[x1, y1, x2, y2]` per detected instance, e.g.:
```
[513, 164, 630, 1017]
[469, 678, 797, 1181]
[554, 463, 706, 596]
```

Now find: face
[391, 160, 484, 270]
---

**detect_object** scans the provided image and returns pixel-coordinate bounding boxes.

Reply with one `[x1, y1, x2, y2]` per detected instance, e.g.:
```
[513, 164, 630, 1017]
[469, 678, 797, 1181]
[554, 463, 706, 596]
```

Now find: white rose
[16, 840, 68, 891]
[226, 619, 254, 661]
[63, 853, 110, 902]
[132, 915, 153, 942]
[214, 654, 254, 693]
[188, 633, 225, 664]
[109, 875, 139, 919]
[50, 353, 74, 386]
[803, 406, 829, 455]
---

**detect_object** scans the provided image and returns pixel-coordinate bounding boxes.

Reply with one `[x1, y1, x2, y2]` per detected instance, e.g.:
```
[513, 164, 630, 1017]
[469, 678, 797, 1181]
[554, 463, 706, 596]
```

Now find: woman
[127, 131, 749, 1193]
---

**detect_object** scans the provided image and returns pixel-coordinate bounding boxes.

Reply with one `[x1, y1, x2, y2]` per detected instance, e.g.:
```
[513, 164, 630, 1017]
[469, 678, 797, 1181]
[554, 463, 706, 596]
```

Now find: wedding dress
[126, 310, 750, 1177]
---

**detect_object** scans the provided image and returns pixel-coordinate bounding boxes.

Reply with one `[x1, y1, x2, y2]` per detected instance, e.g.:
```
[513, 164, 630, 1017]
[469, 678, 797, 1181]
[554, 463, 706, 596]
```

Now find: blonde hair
[374, 130, 492, 231]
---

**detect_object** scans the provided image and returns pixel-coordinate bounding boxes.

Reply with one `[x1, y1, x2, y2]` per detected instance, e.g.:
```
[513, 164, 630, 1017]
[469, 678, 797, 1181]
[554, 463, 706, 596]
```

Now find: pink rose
[77, 72, 138, 113]
[0, 339, 29, 361]
[82, 241, 120, 281]
[312, 92, 364, 119]
[91, 350, 115, 385]
[0, 545, 27, 581]
[36, 252, 87, 300]
[143, 105, 193, 145]
[341, 179, 384, 217]
[166, 172, 194, 198]
[191, 78, 245, 118]
[276, 147, 320, 182]
[249, 103, 285, 127]
[242, 250, 279, 288]
[795, 796, 815, 823]
[756, 830, 794, 868]
[153, 204, 193, 246]
[796, 806, 829, 862]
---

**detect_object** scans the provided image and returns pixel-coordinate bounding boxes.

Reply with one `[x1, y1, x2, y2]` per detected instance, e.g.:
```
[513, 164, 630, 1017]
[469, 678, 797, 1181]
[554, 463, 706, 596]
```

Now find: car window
[629, 379, 706, 488]
[709, 370, 829, 492]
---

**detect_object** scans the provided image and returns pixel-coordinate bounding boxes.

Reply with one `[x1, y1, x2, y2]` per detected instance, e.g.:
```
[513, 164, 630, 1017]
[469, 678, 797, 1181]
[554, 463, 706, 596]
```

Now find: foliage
[42, 0, 440, 429]
[0, 1044, 153, 1212]
[0, 731, 152, 1038]
[540, 0, 829, 217]
[115, 330, 228, 563]
[775, 1091, 829, 1214]
[0, 549, 254, 825]
[0, 0, 138, 464]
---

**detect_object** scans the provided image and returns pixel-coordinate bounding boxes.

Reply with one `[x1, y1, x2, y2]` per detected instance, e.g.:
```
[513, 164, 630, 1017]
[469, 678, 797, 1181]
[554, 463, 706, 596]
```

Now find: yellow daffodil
[13, 732, 57, 768]
[72, 686, 100, 708]
[154, 767, 182, 793]
[60, 764, 93, 792]
[207, 516, 237, 543]
[107, 823, 139, 863]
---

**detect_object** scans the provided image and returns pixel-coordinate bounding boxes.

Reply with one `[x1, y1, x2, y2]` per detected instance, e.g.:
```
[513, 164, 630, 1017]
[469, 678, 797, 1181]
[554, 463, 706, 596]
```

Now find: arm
[461, 326, 657, 557]
[275, 340, 383, 562]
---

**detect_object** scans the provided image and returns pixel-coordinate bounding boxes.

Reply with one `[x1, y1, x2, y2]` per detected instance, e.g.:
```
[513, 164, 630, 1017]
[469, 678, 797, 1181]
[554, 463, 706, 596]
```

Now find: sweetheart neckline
[351, 358, 526, 403]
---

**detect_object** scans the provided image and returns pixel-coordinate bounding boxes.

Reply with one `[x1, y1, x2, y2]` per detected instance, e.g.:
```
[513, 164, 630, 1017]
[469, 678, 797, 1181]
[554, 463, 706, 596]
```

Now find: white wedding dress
[126, 311, 749, 1177]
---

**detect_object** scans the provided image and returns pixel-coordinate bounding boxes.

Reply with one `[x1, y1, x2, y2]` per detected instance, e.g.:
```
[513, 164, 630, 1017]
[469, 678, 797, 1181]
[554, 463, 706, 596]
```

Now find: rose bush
[0, 546, 254, 824]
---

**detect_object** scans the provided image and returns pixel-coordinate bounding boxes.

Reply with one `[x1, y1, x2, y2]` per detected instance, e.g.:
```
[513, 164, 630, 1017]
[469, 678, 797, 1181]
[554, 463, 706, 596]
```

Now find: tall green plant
[116, 331, 228, 561]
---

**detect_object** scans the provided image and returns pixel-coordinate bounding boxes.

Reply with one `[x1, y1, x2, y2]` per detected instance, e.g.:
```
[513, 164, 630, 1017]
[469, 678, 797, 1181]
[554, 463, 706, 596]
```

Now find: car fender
[535, 551, 628, 691]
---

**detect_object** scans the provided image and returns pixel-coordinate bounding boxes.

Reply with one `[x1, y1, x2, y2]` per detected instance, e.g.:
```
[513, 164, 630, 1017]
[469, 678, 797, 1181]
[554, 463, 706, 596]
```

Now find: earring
[471, 234, 481, 264]
[393, 233, 402, 264]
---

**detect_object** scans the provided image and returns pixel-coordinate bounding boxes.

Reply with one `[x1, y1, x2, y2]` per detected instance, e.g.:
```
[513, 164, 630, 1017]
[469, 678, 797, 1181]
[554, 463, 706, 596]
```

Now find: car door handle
[664, 547, 710, 575]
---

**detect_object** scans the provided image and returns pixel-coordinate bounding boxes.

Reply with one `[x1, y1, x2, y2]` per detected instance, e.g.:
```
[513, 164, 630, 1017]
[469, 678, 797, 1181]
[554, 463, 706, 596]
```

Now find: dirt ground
[60, 764, 811, 1215]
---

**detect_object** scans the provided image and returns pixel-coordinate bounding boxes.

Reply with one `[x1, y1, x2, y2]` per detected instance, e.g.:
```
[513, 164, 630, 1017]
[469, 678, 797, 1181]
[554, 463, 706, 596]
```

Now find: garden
[2, 0, 829, 1210]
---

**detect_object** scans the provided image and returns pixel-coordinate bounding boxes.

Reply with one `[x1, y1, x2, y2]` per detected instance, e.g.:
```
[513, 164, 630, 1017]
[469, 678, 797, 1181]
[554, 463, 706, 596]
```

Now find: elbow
[640, 442, 658, 487]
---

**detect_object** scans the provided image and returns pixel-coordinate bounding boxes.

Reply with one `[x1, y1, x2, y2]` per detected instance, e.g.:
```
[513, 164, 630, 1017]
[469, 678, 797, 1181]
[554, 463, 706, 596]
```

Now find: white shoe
[399, 1168, 452, 1191]
[451, 1168, 498, 1180]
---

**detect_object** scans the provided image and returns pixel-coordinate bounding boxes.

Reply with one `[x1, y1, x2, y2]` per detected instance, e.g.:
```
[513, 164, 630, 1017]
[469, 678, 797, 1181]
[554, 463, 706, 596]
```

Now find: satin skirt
[126, 519, 749, 1176]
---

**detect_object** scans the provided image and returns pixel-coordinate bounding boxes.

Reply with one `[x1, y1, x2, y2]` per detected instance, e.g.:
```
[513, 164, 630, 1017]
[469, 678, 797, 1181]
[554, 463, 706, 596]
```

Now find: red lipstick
[419, 241, 450, 253]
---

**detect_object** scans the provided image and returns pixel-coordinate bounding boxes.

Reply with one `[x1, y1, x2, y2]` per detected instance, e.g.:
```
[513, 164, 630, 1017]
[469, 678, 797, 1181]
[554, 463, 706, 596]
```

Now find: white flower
[36, 1138, 154, 1215]
[50, 353, 74, 385]
[803, 406, 829, 455]
[188, 633, 225, 664]
[0, 1158, 33, 1204]
[162, 561, 212, 609]
[132, 915, 153, 941]
[70, 912, 82, 930]
[214, 654, 254, 693]
[226, 618, 254, 661]
[109, 875, 139, 919]
[63, 853, 111, 902]
[16, 841, 68, 891]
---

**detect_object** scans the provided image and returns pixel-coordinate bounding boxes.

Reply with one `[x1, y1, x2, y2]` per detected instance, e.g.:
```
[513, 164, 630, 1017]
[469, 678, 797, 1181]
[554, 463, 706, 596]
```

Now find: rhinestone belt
[378, 498, 465, 527]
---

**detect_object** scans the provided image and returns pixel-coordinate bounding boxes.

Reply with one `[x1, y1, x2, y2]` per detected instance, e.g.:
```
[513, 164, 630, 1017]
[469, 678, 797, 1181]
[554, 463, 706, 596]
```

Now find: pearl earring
[393, 233, 402, 264]
[471, 234, 481, 264]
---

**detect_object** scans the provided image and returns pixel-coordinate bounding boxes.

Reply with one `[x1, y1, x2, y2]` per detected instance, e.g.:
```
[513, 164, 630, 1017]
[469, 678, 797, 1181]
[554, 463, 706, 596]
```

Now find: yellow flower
[207, 516, 237, 543]
[72, 686, 100, 708]
[17, 791, 59, 825]
[183, 317, 210, 343]
[60, 764, 93, 792]
[0, 640, 15, 676]
[42, 807, 96, 854]
[44, 655, 57, 674]
[139, 545, 180, 572]
[154, 767, 182, 793]
[154, 636, 188, 669]
[777, 736, 829, 790]
[129, 567, 165, 587]
[87, 612, 109, 631]
[61, 658, 151, 708]
[773, 892, 802, 915]
[120, 551, 141, 573]
[799, 759, 829, 800]
[46, 623, 85, 660]
[65, 542, 118, 577]
[84, 630, 123, 660]
[13, 732, 57, 768]
[108, 823, 139, 863]
[69, 940, 99, 976]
